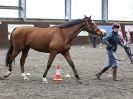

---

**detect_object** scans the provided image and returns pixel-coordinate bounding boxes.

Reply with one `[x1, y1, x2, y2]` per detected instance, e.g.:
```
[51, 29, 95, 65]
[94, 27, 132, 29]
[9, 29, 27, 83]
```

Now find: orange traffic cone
[53, 66, 63, 82]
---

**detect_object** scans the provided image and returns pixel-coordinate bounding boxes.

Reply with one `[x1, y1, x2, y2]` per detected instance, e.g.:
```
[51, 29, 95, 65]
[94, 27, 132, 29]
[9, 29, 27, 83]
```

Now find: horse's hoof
[43, 80, 48, 83]
[112, 78, 121, 81]
[4, 71, 11, 78]
[24, 78, 29, 81]
[0, 77, 5, 80]
[77, 79, 82, 83]
[23, 76, 29, 81]
[43, 77, 48, 83]
[4, 75, 9, 78]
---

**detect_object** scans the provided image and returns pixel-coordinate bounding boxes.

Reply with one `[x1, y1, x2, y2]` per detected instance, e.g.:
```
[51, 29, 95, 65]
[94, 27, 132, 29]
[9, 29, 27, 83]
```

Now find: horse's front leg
[43, 51, 57, 83]
[61, 50, 82, 83]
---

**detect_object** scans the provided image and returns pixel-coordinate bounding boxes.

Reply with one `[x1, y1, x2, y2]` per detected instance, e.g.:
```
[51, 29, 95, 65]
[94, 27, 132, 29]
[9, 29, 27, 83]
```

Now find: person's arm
[118, 38, 125, 48]
[102, 32, 112, 46]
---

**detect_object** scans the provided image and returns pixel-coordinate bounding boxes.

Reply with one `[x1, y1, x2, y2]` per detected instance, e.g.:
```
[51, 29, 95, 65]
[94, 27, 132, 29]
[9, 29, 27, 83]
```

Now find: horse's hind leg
[4, 49, 21, 78]
[20, 47, 30, 81]
[61, 50, 82, 83]
[43, 51, 57, 83]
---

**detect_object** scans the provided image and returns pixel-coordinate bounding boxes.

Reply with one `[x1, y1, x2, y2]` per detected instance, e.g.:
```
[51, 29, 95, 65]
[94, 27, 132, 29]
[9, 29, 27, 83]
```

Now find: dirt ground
[0, 44, 133, 99]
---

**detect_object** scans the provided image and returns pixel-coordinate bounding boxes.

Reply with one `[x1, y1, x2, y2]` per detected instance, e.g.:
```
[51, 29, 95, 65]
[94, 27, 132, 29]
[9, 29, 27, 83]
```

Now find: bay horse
[4, 16, 105, 83]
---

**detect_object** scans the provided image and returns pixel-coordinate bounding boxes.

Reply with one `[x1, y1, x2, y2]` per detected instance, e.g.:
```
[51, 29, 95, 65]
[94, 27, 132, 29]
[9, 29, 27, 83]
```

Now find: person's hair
[112, 23, 120, 29]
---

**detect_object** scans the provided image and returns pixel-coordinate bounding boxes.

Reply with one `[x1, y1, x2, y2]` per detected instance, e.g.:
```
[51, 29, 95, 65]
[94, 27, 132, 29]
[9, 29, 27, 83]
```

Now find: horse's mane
[59, 19, 84, 28]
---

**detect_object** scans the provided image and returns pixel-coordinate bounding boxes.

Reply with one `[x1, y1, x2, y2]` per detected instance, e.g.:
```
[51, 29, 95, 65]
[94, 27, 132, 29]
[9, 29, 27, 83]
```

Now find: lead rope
[115, 56, 129, 61]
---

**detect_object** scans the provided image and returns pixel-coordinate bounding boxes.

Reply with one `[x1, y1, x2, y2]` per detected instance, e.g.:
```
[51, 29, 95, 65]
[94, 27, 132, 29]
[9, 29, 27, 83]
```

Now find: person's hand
[106, 44, 114, 50]
[124, 44, 129, 49]
[124, 44, 129, 47]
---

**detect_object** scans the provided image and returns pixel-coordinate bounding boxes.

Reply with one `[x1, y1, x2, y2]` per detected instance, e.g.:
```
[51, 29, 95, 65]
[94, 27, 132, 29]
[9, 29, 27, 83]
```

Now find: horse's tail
[5, 28, 16, 67]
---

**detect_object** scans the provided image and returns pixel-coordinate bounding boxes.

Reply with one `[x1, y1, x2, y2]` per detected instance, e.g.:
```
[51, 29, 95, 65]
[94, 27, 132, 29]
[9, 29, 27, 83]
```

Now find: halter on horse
[5, 16, 105, 83]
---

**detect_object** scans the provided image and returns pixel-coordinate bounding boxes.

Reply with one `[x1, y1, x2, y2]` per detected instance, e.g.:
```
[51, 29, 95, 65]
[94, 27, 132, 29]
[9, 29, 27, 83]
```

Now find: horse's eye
[89, 23, 94, 25]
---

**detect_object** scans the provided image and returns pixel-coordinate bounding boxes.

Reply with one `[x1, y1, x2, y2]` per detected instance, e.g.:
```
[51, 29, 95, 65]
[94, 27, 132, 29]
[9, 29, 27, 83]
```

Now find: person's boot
[112, 66, 118, 81]
[96, 66, 110, 80]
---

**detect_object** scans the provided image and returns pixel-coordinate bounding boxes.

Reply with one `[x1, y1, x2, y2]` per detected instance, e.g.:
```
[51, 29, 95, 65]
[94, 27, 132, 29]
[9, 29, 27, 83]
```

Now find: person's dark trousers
[92, 37, 96, 48]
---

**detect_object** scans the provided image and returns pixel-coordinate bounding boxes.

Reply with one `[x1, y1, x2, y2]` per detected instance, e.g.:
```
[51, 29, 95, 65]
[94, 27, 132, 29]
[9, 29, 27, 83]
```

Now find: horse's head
[83, 15, 106, 36]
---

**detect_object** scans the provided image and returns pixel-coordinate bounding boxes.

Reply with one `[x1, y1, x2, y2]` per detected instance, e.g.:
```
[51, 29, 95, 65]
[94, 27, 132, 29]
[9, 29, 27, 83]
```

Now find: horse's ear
[89, 16, 91, 19]
[84, 15, 87, 18]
